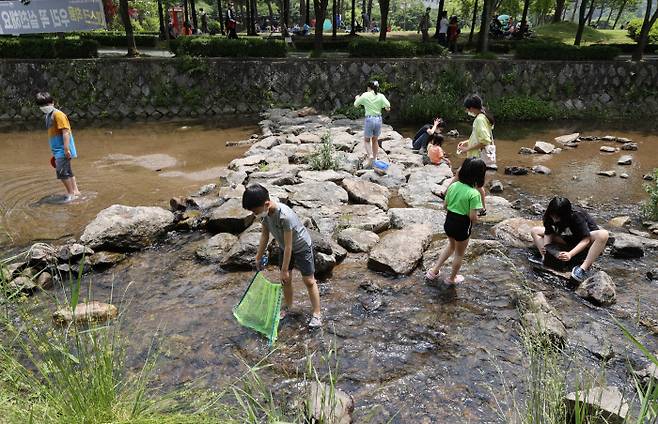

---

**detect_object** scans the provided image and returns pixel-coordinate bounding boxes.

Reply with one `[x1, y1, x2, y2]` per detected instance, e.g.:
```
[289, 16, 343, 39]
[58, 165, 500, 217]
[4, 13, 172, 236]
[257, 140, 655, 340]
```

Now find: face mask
[467, 111, 477, 117]
[40, 105, 55, 114]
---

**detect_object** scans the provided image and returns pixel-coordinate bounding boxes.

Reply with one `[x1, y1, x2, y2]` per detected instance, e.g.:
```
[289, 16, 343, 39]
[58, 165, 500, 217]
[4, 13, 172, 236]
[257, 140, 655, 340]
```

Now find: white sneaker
[308, 314, 322, 328]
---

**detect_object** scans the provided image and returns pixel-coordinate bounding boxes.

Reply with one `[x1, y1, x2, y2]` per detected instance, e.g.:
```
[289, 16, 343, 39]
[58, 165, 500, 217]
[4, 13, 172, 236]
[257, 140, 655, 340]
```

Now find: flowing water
[0, 121, 255, 248]
[3, 119, 658, 422]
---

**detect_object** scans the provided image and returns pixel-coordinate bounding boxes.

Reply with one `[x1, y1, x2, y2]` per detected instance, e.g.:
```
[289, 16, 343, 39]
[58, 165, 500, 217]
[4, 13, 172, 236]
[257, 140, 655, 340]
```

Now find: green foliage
[348, 38, 448, 57]
[627, 18, 658, 44]
[293, 36, 352, 51]
[399, 68, 472, 122]
[472, 51, 498, 60]
[79, 31, 159, 48]
[534, 22, 633, 44]
[0, 38, 98, 59]
[642, 169, 658, 220]
[489, 96, 562, 121]
[515, 40, 620, 60]
[309, 133, 339, 171]
[170, 36, 287, 57]
[334, 104, 363, 119]
[389, 0, 427, 31]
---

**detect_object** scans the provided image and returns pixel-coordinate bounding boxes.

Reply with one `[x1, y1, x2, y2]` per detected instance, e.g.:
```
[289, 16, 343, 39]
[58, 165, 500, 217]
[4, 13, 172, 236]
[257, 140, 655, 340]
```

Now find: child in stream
[425, 158, 486, 285]
[438, 95, 495, 216]
[36, 92, 80, 202]
[242, 184, 322, 328]
[354, 81, 391, 167]
[530, 197, 609, 282]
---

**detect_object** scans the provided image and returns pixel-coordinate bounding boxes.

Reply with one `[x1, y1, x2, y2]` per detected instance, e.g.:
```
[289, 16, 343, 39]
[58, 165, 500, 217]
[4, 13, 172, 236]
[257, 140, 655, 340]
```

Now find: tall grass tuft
[309, 133, 340, 171]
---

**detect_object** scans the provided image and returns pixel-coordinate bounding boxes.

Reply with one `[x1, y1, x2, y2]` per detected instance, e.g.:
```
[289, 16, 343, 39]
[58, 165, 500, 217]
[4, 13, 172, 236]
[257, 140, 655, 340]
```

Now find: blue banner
[0, 0, 106, 35]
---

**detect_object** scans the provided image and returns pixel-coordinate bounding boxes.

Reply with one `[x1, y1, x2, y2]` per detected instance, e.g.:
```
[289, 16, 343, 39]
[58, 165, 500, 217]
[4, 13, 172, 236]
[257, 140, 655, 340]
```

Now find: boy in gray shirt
[242, 184, 322, 328]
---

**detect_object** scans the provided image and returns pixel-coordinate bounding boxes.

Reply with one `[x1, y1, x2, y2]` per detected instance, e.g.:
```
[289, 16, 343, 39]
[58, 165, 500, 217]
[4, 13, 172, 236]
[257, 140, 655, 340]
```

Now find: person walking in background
[447, 15, 460, 52]
[36, 92, 80, 202]
[438, 11, 449, 46]
[226, 2, 238, 39]
[199, 8, 209, 33]
[419, 7, 431, 43]
[354, 81, 391, 168]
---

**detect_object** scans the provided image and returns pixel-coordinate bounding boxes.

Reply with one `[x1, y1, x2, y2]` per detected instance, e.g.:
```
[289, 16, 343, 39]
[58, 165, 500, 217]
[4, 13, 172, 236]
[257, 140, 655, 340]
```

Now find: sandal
[425, 270, 439, 281]
[444, 275, 465, 285]
[477, 209, 487, 217]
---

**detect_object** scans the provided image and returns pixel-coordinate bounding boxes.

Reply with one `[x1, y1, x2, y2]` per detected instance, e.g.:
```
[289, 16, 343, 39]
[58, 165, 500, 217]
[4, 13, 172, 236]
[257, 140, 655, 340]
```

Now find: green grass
[534, 22, 633, 45]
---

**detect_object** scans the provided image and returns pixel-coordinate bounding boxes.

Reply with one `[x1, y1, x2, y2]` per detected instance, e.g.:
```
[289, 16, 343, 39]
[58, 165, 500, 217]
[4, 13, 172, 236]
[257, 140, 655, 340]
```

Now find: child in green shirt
[354, 81, 391, 167]
[426, 158, 486, 285]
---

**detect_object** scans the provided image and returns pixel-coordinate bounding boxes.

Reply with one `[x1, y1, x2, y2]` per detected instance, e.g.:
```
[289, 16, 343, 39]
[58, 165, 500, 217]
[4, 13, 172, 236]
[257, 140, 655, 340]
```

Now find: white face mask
[40, 105, 55, 114]
[467, 111, 477, 117]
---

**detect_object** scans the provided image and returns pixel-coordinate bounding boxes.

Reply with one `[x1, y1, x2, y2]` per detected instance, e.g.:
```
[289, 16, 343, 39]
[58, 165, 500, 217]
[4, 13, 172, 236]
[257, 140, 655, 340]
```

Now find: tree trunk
[433, 0, 445, 37]
[378, 0, 390, 41]
[157, 0, 165, 38]
[190, 0, 198, 30]
[595, 4, 604, 25]
[217, 0, 225, 33]
[574, 0, 588, 45]
[586, 0, 596, 25]
[183, 0, 189, 23]
[571, 0, 578, 21]
[477, 0, 491, 52]
[245, 0, 251, 34]
[553, 0, 566, 22]
[367, 0, 373, 24]
[251, 0, 258, 34]
[284, 0, 291, 34]
[306, 0, 311, 24]
[520, 0, 530, 30]
[468, 0, 479, 46]
[300, 0, 306, 24]
[612, 0, 627, 28]
[314, 0, 329, 51]
[632, 0, 658, 61]
[563, 3, 568, 20]
[605, 5, 613, 23]
[332, 0, 337, 37]
[119, 0, 138, 56]
[350, 0, 356, 34]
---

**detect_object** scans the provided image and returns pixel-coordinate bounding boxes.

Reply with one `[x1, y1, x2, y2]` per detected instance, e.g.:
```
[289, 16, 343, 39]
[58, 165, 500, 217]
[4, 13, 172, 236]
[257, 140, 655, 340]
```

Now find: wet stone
[341, 178, 391, 211]
[489, 180, 504, 193]
[532, 165, 551, 175]
[208, 199, 255, 234]
[617, 155, 632, 165]
[220, 231, 262, 271]
[195, 233, 238, 262]
[368, 224, 432, 275]
[600, 146, 617, 153]
[611, 233, 644, 258]
[597, 170, 616, 177]
[621, 142, 638, 151]
[53, 301, 118, 325]
[564, 387, 628, 424]
[534, 141, 555, 154]
[88, 251, 127, 271]
[337, 228, 380, 253]
[388, 208, 446, 236]
[518, 147, 535, 155]
[575, 271, 617, 306]
[504, 166, 529, 176]
[554, 133, 580, 144]
[493, 218, 542, 248]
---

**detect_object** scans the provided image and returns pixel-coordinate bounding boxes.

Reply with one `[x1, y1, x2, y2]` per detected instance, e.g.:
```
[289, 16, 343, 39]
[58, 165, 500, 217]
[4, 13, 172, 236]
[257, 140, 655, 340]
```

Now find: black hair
[463, 94, 495, 127]
[457, 157, 486, 188]
[242, 184, 270, 210]
[35, 92, 54, 106]
[435, 117, 447, 128]
[429, 133, 444, 146]
[544, 196, 573, 223]
[367, 80, 380, 94]
[441, 10, 448, 17]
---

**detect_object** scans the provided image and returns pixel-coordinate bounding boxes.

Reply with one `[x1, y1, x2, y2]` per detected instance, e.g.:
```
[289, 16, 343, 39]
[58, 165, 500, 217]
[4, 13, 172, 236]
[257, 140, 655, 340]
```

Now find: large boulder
[296, 204, 390, 235]
[388, 207, 446, 236]
[422, 239, 506, 270]
[554, 133, 580, 144]
[207, 199, 255, 234]
[399, 164, 453, 208]
[195, 233, 239, 262]
[534, 141, 556, 154]
[564, 387, 629, 424]
[610, 232, 658, 258]
[53, 301, 118, 325]
[306, 382, 354, 424]
[478, 196, 521, 224]
[522, 311, 567, 344]
[314, 252, 337, 276]
[337, 228, 380, 253]
[368, 224, 433, 275]
[575, 271, 616, 306]
[220, 232, 263, 271]
[80, 205, 175, 251]
[298, 170, 351, 183]
[286, 181, 348, 208]
[359, 164, 408, 189]
[247, 165, 303, 186]
[341, 178, 391, 211]
[493, 218, 542, 248]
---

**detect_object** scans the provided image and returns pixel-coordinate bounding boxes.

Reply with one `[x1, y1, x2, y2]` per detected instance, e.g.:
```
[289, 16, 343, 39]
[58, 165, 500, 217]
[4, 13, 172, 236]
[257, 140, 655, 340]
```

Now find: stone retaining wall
[1, 57, 657, 122]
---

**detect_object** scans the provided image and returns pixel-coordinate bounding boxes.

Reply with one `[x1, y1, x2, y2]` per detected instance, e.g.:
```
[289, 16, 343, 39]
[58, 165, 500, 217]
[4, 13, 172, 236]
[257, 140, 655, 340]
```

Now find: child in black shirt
[531, 197, 609, 282]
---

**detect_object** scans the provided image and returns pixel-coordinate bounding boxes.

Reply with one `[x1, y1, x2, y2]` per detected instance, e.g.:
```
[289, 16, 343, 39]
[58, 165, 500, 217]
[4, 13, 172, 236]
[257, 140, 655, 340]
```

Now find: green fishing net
[233, 272, 283, 346]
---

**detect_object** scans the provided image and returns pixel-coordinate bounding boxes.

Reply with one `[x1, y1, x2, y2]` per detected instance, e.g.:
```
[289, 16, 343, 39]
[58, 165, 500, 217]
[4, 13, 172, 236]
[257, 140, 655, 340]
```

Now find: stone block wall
[1, 57, 657, 122]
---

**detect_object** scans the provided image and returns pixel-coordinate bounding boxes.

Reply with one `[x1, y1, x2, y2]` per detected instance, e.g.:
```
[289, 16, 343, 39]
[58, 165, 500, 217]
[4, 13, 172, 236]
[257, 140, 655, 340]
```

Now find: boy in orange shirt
[36, 92, 80, 202]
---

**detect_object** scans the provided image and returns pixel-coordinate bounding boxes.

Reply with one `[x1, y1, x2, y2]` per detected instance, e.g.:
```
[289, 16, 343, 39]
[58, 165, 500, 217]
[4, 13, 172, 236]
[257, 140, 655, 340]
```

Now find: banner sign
[0, 0, 106, 35]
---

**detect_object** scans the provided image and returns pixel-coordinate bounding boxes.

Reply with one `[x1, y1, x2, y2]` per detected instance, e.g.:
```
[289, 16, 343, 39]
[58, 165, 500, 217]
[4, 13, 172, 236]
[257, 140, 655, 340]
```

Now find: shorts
[444, 210, 472, 242]
[55, 157, 74, 180]
[279, 244, 315, 277]
[363, 115, 382, 138]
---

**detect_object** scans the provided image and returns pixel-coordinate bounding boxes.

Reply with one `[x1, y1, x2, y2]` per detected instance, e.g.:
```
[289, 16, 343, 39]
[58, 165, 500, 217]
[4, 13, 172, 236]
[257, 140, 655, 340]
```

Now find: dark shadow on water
[30, 192, 97, 207]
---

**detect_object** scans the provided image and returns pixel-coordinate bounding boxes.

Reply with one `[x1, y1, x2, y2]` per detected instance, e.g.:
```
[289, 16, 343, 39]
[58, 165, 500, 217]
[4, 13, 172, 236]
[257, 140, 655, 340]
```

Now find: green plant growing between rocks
[309, 133, 339, 171]
[642, 168, 658, 220]
[334, 104, 362, 119]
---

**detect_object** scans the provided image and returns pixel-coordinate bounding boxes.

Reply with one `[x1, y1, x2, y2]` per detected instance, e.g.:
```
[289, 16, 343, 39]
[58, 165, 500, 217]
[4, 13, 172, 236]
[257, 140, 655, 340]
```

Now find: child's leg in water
[428, 237, 456, 278]
[448, 238, 470, 284]
[580, 229, 609, 271]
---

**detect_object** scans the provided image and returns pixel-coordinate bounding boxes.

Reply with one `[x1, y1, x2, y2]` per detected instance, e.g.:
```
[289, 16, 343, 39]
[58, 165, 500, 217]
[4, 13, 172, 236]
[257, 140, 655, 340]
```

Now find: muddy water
[0, 121, 255, 247]
[6, 120, 658, 422]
